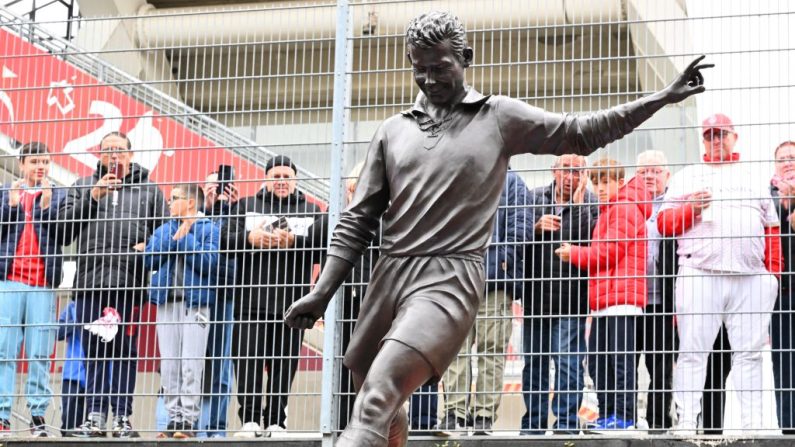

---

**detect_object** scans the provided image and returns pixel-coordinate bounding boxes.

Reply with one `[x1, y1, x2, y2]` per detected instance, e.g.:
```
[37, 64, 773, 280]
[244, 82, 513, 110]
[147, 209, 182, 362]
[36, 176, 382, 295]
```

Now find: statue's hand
[663, 55, 714, 103]
[284, 291, 330, 330]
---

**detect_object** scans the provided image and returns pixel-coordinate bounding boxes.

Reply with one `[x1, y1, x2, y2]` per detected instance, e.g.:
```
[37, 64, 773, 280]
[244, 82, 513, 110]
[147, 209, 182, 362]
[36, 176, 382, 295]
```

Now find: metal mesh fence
[0, 0, 792, 442]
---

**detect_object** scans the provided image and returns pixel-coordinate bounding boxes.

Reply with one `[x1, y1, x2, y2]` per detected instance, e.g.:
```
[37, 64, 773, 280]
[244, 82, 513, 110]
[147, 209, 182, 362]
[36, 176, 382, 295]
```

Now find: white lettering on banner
[0, 66, 16, 131]
[46, 79, 76, 115]
[1, 66, 17, 79]
[62, 103, 167, 173]
[62, 100, 122, 170]
[0, 90, 14, 130]
[128, 111, 167, 172]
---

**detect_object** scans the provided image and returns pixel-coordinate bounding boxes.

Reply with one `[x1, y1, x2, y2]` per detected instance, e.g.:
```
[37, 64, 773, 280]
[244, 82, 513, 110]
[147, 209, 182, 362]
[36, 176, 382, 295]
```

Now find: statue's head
[405, 11, 473, 108]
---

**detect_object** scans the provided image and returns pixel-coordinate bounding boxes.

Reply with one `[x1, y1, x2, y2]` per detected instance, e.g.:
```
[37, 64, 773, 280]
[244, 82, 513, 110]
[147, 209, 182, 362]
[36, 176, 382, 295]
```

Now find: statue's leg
[337, 340, 435, 447]
[347, 370, 408, 447]
[387, 406, 408, 447]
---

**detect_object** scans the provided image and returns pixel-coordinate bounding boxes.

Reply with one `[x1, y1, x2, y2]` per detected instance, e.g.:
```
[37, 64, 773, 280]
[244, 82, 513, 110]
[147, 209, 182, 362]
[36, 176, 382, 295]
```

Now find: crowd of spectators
[0, 112, 792, 437]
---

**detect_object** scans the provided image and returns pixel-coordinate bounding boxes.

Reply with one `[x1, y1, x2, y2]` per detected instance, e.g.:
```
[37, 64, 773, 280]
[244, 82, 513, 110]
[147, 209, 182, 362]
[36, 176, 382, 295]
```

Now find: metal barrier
[0, 0, 792, 443]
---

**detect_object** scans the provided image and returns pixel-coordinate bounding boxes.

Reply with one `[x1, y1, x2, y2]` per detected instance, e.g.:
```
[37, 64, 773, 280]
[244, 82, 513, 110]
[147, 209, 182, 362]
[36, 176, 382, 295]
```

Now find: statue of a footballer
[286, 11, 711, 447]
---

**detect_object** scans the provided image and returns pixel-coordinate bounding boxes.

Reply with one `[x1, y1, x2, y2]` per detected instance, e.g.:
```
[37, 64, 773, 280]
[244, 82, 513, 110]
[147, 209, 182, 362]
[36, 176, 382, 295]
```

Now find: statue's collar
[402, 87, 490, 118]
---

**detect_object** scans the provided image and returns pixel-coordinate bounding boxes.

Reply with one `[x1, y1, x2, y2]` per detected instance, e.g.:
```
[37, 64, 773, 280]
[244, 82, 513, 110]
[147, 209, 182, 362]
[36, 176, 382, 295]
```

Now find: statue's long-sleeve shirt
[329, 88, 655, 264]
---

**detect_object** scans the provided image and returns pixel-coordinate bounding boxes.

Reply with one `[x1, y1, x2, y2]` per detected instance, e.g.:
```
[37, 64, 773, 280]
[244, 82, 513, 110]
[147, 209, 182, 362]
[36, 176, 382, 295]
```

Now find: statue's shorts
[343, 254, 485, 383]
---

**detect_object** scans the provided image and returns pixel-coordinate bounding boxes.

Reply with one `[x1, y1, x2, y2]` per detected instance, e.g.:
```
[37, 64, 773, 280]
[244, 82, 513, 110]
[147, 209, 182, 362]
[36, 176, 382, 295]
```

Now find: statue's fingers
[687, 71, 704, 87]
[685, 55, 706, 72]
[300, 316, 315, 329]
[284, 310, 296, 326]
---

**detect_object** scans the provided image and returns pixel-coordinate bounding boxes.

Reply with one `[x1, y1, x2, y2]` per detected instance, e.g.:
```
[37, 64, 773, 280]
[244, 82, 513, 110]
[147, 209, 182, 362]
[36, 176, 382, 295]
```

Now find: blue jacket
[0, 185, 67, 287]
[485, 171, 533, 299]
[144, 217, 220, 308]
[57, 302, 86, 387]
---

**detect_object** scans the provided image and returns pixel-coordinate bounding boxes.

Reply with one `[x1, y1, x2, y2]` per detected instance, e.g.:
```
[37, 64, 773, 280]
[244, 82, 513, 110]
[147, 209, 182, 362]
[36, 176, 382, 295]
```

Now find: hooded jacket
[569, 177, 652, 312]
[59, 162, 167, 295]
[145, 217, 220, 308]
[0, 185, 68, 287]
[227, 188, 323, 317]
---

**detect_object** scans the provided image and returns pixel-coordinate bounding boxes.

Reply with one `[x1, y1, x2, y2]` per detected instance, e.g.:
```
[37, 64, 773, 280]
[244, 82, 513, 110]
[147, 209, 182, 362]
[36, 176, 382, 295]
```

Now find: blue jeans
[0, 280, 56, 420]
[198, 299, 234, 437]
[521, 316, 584, 434]
[408, 383, 438, 430]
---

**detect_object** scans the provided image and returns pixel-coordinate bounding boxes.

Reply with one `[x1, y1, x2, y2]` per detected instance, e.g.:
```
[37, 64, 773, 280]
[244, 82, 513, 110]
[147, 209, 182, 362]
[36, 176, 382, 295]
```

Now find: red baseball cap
[702, 113, 736, 136]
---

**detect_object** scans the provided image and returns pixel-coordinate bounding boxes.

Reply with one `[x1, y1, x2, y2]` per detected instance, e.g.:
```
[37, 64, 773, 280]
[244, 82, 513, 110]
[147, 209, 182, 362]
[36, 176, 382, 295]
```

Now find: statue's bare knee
[356, 380, 401, 428]
[349, 341, 435, 432]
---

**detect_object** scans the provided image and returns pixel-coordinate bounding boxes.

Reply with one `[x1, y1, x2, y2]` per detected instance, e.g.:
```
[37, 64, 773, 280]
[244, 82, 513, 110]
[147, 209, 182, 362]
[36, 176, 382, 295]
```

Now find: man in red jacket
[556, 158, 651, 431]
[657, 113, 782, 435]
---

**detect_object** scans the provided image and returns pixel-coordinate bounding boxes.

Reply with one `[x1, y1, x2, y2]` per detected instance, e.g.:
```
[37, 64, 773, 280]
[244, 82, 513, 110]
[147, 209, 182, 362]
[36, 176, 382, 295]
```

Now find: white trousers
[672, 266, 777, 430]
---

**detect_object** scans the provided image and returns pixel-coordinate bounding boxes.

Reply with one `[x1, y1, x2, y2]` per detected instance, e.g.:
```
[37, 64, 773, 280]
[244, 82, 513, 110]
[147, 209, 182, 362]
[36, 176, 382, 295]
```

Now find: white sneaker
[265, 424, 287, 437]
[634, 418, 649, 434]
[233, 422, 264, 438]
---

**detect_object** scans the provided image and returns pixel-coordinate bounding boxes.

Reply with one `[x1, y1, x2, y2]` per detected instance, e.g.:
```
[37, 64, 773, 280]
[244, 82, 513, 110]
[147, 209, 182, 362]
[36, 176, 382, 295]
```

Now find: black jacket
[227, 188, 323, 317]
[656, 233, 679, 313]
[204, 199, 237, 301]
[525, 182, 599, 316]
[772, 186, 794, 294]
[59, 163, 166, 295]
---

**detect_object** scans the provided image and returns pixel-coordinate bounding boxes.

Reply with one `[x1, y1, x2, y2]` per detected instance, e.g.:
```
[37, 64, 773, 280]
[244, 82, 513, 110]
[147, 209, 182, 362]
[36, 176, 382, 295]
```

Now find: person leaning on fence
[226, 155, 323, 438]
[145, 183, 220, 439]
[657, 113, 782, 435]
[196, 171, 238, 438]
[0, 142, 67, 438]
[556, 159, 651, 431]
[439, 169, 532, 435]
[633, 150, 676, 432]
[58, 131, 167, 438]
[284, 10, 711, 446]
[770, 140, 795, 433]
[521, 154, 598, 435]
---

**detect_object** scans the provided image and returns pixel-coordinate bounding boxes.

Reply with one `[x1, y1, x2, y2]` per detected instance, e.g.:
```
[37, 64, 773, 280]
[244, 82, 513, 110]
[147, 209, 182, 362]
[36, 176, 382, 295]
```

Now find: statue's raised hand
[664, 55, 714, 103]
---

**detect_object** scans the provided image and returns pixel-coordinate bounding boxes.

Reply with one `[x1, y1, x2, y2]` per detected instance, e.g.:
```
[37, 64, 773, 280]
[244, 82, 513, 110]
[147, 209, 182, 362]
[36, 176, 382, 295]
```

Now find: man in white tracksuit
[657, 113, 782, 435]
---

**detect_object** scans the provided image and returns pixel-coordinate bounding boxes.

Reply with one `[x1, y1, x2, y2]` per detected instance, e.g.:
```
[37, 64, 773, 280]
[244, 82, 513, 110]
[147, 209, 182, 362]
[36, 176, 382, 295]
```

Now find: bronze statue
[285, 11, 711, 447]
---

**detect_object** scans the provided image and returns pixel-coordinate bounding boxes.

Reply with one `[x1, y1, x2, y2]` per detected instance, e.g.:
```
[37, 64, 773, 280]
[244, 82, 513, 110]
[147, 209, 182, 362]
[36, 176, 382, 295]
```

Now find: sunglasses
[169, 195, 188, 203]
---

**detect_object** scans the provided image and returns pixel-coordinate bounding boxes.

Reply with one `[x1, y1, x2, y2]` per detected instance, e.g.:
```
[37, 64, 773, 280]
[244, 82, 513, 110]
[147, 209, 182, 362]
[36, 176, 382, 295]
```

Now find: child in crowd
[58, 301, 86, 437]
[555, 158, 650, 431]
[145, 183, 220, 439]
[0, 142, 66, 438]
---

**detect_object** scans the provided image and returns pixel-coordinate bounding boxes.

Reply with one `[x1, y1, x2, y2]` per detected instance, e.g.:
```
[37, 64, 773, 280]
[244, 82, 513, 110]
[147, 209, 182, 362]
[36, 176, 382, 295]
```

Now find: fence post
[321, 0, 352, 446]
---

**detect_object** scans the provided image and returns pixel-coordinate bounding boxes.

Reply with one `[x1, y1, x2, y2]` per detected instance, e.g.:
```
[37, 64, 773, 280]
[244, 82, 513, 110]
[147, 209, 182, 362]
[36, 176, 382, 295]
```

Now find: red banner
[0, 28, 266, 194]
